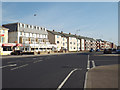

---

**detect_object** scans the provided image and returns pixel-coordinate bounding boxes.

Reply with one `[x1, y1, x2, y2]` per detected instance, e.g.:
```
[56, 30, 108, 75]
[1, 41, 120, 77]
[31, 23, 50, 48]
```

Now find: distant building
[61, 33, 80, 51]
[96, 39, 115, 50]
[48, 30, 97, 51]
[3, 22, 56, 52]
[83, 37, 96, 51]
[47, 30, 68, 51]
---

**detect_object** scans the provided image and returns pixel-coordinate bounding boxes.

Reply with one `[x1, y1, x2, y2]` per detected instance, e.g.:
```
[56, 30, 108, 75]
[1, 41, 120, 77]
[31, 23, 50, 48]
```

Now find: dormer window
[34, 26, 36, 29]
[27, 25, 29, 28]
[37, 27, 39, 30]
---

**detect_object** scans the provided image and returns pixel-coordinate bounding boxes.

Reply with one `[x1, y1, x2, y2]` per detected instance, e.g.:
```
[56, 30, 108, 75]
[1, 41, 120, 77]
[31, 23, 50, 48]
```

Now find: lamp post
[34, 14, 37, 52]
[76, 29, 80, 52]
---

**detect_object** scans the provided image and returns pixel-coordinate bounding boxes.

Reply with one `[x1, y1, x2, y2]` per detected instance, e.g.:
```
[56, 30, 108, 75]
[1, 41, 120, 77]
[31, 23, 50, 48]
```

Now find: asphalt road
[1, 52, 119, 89]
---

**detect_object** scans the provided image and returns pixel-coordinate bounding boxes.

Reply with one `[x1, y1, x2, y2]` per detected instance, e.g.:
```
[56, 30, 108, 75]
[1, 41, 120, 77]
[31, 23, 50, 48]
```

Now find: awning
[0, 34, 4, 36]
[16, 44, 23, 47]
[2, 43, 16, 47]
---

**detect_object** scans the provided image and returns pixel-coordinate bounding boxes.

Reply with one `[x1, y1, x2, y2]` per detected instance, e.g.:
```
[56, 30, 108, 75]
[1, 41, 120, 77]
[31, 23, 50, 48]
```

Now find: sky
[2, 2, 118, 45]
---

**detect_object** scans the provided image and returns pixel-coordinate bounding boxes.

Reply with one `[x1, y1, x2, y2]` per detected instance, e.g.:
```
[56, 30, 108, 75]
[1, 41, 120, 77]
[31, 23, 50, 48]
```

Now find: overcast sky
[2, 2, 118, 45]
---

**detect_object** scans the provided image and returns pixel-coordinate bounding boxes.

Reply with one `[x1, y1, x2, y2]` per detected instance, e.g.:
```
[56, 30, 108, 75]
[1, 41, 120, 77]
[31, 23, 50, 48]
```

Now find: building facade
[47, 30, 67, 51]
[3, 22, 56, 52]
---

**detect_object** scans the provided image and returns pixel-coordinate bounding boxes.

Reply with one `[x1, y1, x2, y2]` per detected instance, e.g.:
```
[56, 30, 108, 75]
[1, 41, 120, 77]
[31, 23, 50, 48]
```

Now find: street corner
[85, 64, 118, 88]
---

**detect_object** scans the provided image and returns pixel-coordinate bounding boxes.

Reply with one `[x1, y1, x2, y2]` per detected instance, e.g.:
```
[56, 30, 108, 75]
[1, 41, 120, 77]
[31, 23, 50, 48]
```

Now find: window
[20, 32, 22, 35]
[2, 30, 5, 34]
[71, 47, 72, 49]
[3, 46, 12, 51]
[63, 43, 65, 46]
[22, 24, 24, 27]
[57, 35, 59, 38]
[57, 41, 59, 44]
[70, 42, 72, 44]
[1, 37, 4, 43]
[37, 27, 39, 30]
[27, 25, 29, 28]
[34, 26, 36, 29]
[74, 47, 75, 49]
[63, 38, 64, 41]
[31, 48, 34, 50]
[74, 42, 75, 45]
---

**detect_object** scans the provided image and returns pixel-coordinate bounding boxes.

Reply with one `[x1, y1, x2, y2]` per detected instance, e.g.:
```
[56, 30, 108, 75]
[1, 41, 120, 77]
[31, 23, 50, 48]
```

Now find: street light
[76, 29, 80, 52]
[34, 14, 37, 52]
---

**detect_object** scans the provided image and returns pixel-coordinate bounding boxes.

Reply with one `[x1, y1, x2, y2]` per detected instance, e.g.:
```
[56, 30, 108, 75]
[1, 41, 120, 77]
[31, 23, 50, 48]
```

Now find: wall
[68, 37, 77, 51]
[47, 32, 55, 44]
[8, 32, 18, 43]
[81, 39, 85, 51]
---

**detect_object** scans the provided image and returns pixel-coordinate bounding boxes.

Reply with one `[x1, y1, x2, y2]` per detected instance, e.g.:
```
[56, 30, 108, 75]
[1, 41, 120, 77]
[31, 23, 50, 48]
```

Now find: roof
[96, 39, 104, 42]
[61, 33, 76, 37]
[47, 30, 96, 41]
[0, 26, 9, 30]
[47, 30, 65, 37]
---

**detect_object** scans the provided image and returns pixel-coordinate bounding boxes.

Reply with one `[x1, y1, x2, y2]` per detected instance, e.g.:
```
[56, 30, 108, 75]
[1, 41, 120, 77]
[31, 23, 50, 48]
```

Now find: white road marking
[0, 64, 17, 69]
[33, 60, 43, 63]
[84, 71, 88, 89]
[92, 60, 96, 68]
[11, 64, 28, 70]
[87, 55, 90, 70]
[56, 68, 82, 90]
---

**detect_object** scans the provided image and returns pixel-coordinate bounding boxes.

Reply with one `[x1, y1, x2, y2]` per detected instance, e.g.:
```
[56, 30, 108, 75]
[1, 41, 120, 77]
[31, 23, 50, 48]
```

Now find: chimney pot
[61, 31, 63, 34]
[53, 30, 55, 32]
[69, 33, 71, 35]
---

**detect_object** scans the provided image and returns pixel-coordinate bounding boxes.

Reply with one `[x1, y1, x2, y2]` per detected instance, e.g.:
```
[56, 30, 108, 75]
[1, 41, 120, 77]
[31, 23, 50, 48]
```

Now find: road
[1, 52, 119, 89]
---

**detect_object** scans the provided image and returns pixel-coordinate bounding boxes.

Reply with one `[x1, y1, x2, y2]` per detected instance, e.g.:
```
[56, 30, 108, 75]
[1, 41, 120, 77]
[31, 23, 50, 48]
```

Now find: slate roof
[47, 30, 96, 41]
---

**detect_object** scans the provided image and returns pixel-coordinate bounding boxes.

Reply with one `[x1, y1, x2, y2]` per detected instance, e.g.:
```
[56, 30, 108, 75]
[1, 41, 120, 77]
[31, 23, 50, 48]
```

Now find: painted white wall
[81, 39, 85, 51]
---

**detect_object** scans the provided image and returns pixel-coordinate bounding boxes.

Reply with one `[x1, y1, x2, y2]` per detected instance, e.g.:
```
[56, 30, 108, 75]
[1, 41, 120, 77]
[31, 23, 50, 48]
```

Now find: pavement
[0, 52, 83, 59]
[85, 64, 119, 88]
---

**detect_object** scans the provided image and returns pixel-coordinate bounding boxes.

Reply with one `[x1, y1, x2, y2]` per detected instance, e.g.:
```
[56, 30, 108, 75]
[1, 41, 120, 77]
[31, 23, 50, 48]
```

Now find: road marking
[11, 64, 28, 70]
[87, 55, 90, 70]
[92, 60, 96, 68]
[0, 64, 17, 69]
[33, 60, 43, 63]
[84, 71, 88, 89]
[56, 68, 82, 90]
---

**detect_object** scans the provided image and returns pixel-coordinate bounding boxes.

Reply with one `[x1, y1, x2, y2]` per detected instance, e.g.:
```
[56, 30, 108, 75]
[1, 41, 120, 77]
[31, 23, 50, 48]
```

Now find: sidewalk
[0, 52, 82, 59]
[94, 54, 120, 56]
[85, 64, 119, 88]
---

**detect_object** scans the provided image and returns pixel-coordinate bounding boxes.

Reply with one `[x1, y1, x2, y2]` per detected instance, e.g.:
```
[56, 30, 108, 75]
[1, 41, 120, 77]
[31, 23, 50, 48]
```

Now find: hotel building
[3, 22, 56, 52]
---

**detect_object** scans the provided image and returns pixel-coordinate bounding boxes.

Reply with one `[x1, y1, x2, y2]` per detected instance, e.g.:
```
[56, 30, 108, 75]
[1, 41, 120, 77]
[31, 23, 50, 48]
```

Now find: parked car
[89, 48, 94, 52]
[116, 49, 120, 54]
[103, 49, 112, 54]
[11, 50, 23, 55]
[112, 48, 116, 51]
[96, 49, 100, 52]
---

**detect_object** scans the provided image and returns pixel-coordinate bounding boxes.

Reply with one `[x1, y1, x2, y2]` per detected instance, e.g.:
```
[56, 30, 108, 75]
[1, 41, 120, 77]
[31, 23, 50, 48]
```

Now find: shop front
[0, 43, 23, 55]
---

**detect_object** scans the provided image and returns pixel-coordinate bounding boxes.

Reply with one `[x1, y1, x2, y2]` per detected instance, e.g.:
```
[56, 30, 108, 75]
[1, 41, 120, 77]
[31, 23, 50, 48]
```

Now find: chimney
[75, 34, 77, 36]
[53, 29, 55, 32]
[61, 31, 63, 34]
[69, 33, 71, 35]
